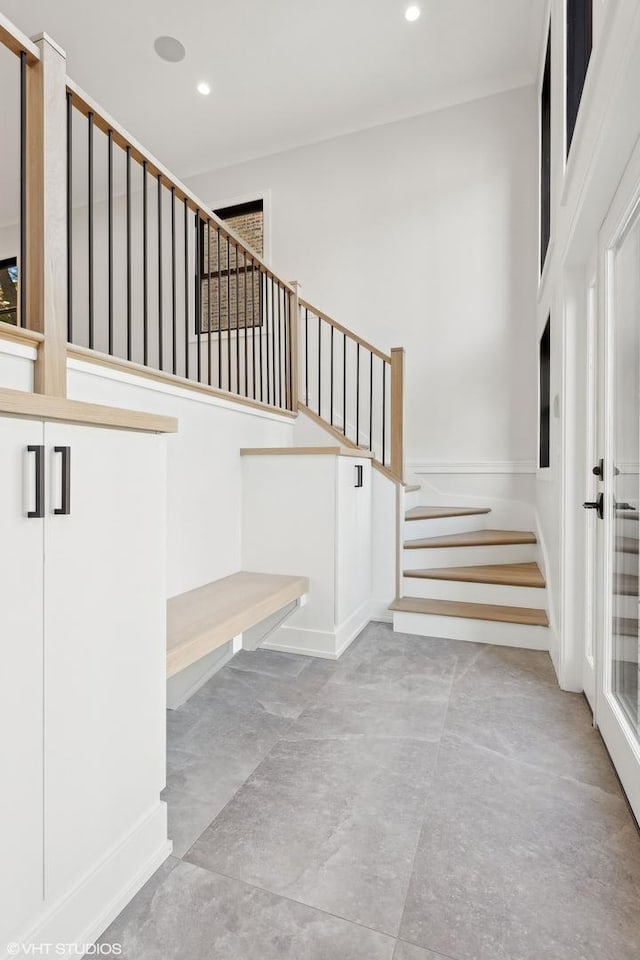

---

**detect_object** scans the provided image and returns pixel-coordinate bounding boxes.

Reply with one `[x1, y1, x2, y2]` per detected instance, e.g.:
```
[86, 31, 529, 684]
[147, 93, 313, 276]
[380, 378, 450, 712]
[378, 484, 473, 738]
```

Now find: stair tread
[614, 573, 639, 596]
[390, 596, 549, 627]
[614, 617, 638, 638]
[404, 562, 545, 588]
[404, 529, 538, 549]
[405, 505, 491, 521]
[404, 484, 421, 494]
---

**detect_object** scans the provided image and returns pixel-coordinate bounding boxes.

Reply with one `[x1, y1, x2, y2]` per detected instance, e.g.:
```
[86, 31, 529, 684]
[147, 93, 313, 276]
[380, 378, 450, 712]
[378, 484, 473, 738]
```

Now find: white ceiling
[1, 0, 545, 182]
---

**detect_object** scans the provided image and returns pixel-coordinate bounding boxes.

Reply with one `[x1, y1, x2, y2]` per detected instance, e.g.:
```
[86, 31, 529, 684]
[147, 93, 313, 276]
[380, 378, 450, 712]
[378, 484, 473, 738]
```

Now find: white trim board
[408, 461, 537, 475]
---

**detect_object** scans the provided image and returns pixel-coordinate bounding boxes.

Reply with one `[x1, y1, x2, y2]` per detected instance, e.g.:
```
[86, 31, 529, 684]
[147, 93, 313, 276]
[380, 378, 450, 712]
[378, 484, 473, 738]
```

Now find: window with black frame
[566, 0, 593, 156]
[199, 199, 264, 334]
[539, 318, 551, 469]
[0, 257, 18, 326]
[540, 29, 551, 273]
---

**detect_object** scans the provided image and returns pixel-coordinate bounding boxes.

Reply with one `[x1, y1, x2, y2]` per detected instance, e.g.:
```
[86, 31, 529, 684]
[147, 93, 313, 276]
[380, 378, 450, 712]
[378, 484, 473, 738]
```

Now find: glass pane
[611, 211, 640, 736]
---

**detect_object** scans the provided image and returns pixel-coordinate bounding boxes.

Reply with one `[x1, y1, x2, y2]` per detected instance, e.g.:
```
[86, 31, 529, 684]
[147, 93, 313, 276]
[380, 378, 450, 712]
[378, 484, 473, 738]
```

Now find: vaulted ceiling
[1, 0, 545, 182]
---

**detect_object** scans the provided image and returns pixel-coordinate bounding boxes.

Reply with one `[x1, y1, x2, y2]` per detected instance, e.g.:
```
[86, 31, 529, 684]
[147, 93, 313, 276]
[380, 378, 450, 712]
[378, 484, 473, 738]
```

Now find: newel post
[390, 346, 405, 483]
[26, 33, 68, 397]
[288, 280, 301, 412]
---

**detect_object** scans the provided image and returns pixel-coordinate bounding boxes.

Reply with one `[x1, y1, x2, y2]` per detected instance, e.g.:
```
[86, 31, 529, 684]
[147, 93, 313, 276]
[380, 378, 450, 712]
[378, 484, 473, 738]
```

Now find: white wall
[65, 359, 294, 598]
[186, 85, 539, 470]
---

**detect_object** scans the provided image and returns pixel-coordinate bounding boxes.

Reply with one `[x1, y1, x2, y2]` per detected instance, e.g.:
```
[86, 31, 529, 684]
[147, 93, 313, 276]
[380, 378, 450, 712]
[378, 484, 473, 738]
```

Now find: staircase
[390, 485, 550, 649]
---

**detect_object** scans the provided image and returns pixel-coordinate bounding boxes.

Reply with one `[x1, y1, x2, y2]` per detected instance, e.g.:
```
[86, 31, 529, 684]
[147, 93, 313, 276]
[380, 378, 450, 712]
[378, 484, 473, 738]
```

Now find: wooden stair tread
[167, 571, 309, 678]
[404, 529, 537, 549]
[614, 573, 639, 597]
[390, 596, 549, 627]
[405, 484, 421, 494]
[404, 562, 545, 588]
[405, 505, 491, 521]
[614, 617, 638, 638]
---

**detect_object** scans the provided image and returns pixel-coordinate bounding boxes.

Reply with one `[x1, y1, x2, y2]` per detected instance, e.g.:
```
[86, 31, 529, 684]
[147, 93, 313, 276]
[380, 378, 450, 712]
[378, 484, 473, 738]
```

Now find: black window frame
[540, 28, 552, 274]
[539, 317, 551, 469]
[566, 0, 593, 157]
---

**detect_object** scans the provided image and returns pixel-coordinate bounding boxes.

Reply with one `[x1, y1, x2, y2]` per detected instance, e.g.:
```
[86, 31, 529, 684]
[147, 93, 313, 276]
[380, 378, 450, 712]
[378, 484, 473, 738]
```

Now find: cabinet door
[335, 458, 372, 626]
[43, 423, 166, 901]
[0, 418, 44, 949]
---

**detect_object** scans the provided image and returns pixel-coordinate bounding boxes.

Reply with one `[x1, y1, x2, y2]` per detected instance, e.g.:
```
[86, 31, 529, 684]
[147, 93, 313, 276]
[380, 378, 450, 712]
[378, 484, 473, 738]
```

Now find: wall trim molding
[408, 461, 537, 475]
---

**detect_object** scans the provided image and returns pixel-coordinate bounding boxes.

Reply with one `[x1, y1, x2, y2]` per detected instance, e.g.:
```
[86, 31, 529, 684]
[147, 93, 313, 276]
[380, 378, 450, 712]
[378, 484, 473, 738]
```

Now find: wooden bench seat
[167, 571, 309, 677]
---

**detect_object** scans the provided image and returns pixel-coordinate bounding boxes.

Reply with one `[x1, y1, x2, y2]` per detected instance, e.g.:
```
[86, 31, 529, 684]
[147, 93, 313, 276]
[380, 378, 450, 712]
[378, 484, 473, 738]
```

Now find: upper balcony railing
[0, 14, 404, 479]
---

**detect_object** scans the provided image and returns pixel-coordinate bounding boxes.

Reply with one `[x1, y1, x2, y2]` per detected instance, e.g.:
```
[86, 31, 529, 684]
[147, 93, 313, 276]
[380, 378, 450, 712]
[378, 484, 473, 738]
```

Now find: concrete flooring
[100, 623, 640, 959]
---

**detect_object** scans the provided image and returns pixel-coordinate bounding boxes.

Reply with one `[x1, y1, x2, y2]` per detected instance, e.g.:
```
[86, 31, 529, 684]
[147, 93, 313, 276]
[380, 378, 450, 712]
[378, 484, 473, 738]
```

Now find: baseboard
[262, 602, 372, 659]
[408, 461, 537, 475]
[7, 803, 170, 960]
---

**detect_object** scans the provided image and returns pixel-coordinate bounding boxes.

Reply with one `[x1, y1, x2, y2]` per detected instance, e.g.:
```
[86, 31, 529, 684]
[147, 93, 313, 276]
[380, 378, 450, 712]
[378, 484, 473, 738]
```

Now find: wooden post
[288, 280, 301, 411]
[26, 34, 68, 397]
[390, 346, 405, 483]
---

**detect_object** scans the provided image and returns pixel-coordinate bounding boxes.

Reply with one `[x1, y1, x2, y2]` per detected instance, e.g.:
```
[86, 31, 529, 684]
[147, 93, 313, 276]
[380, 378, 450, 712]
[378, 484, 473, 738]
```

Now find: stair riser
[392, 611, 549, 650]
[404, 514, 489, 540]
[403, 488, 424, 510]
[401, 577, 547, 608]
[612, 595, 639, 618]
[403, 543, 539, 569]
[614, 552, 639, 576]
[613, 634, 639, 660]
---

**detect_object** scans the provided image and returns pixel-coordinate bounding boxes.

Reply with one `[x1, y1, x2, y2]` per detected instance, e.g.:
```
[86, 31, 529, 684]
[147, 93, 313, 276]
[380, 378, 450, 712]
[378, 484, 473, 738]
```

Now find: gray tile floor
[100, 623, 640, 959]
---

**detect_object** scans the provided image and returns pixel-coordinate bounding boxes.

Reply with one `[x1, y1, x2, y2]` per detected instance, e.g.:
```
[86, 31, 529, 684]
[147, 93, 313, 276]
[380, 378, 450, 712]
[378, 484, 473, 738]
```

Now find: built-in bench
[166, 571, 309, 677]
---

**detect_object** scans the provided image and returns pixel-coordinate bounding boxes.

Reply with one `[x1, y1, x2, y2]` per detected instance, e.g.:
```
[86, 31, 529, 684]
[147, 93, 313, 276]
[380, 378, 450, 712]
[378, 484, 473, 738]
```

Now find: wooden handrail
[0, 13, 41, 61]
[299, 298, 391, 364]
[390, 347, 405, 484]
[66, 79, 293, 292]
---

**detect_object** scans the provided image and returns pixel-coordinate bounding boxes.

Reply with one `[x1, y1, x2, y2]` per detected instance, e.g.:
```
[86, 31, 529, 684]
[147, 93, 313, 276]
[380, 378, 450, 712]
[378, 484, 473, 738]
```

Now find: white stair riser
[612, 595, 639, 619]
[403, 543, 539, 569]
[612, 633, 639, 661]
[404, 513, 489, 540]
[392, 611, 549, 650]
[404, 488, 424, 510]
[401, 576, 547, 608]
[615, 551, 639, 576]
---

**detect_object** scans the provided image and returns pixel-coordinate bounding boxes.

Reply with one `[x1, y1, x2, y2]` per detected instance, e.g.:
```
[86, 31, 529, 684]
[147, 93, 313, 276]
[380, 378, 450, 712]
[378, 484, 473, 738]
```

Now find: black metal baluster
[184, 198, 189, 379]
[369, 350, 373, 452]
[88, 111, 94, 349]
[318, 314, 322, 416]
[157, 176, 163, 370]
[171, 187, 176, 374]
[272, 278, 277, 406]
[343, 333, 347, 436]
[66, 90, 72, 340]
[277, 284, 283, 408]
[126, 145, 132, 360]
[195, 212, 201, 383]
[107, 131, 114, 355]
[235, 243, 240, 394]
[227, 235, 231, 391]
[142, 160, 148, 365]
[207, 220, 212, 386]
[251, 256, 257, 399]
[304, 308, 309, 405]
[243, 250, 248, 397]
[356, 343, 360, 445]
[382, 360, 387, 466]
[283, 288, 290, 409]
[330, 324, 334, 425]
[265, 274, 271, 405]
[258, 269, 264, 402]
[217, 229, 222, 388]
[19, 52, 26, 329]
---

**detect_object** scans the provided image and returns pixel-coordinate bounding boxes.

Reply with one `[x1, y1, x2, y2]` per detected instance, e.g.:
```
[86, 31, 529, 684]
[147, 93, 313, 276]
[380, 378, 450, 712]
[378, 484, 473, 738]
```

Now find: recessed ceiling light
[405, 5, 421, 22]
[197, 82, 211, 96]
[153, 36, 186, 63]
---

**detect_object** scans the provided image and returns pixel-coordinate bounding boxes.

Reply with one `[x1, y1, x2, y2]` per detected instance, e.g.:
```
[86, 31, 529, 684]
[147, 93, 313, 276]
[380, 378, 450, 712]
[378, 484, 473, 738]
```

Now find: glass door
[596, 158, 640, 823]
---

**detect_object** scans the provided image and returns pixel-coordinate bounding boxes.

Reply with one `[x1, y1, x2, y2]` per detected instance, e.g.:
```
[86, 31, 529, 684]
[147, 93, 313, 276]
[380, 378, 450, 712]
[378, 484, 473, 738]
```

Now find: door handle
[355, 464, 364, 488]
[583, 493, 604, 520]
[54, 446, 71, 516]
[615, 501, 636, 513]
[27, 444, 44, 519]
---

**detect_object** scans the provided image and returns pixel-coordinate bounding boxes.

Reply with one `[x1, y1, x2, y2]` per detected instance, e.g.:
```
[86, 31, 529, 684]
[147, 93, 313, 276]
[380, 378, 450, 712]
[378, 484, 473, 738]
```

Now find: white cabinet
[0, 416, 168, 952]
[241, 450, 372, 658]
